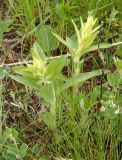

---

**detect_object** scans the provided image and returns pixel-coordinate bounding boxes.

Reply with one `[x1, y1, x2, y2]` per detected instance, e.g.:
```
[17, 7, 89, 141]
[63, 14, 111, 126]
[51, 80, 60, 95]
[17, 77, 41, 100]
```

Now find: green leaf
[53, 32, 69, 49]
[37, 83, 56, 106]
[107, 73, 122, 87]
[55, 3, 64, 17]
[60, 70, 109, 91]
[0, 66, 9, 79]
[66, 36, 77, 52]
[113, 57, 122, 71]
[12, 66, 33, 77]
[31, 42, 45, 61]
[12, 66, 27, 73]
[11, 75, 56, 106]
[2, 150, 16, 160]
[5, 128, 18, 141]
[0, 69, 6, 79]
[45, 56, 67, 80]
[6, 145, 18, 157]
[38, 112, 56, 129]
[31, 42, 46, 73]
[0, 133, 7, 145]
[10, 75, 39, 90]
[89, 87, 99, 106]
[12, 66, 40, 80]
[19, 143, 28, 157]
[116, 38, 122, 56]
[87, 42, 122, 52]
[37, 25, 59, 52]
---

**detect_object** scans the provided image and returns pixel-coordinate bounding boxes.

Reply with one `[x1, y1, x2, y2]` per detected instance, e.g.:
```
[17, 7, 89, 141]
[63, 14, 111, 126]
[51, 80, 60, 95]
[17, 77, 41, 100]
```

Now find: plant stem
[74, 56, 80, 76]
[73, 56, 80, 94]
[51, 105, 56, 115]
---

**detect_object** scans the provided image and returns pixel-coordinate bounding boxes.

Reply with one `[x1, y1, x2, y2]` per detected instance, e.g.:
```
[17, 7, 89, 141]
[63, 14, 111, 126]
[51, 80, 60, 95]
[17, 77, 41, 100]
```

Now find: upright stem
[73, 56, 80, 94]
[74, 56, 80, 76]
[51, 104, 56, 115]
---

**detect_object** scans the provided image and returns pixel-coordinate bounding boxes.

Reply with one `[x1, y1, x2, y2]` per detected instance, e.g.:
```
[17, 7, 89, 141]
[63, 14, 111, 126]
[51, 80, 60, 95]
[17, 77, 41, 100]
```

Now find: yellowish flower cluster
[72, 16, 100, 56]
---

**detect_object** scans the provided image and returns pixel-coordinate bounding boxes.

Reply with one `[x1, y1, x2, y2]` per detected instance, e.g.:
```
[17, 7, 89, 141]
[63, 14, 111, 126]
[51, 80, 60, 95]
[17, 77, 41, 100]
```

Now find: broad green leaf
[37, 25, 59, 52]
[66, 37, 77, 52]
[60, 69, 109, 91]
[31, 43, 46, 73]
[45, 56, 67, 80]
[12, 66, 27, 73]
[31, 42, 45, 61]
[12, 66, 40, 80]
[52, 75, 67, 92]
[53, 32, 69, 49]
[87, 42, 122, 52]
[38, 112, 56, 129]
[12, 66, 33, 77]
[10, 75, 39, 90]
[37, 83, 56, 106]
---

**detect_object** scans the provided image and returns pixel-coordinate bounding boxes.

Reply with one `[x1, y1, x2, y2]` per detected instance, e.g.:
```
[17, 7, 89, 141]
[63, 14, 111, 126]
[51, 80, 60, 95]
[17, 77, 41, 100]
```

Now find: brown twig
[0, 54, 70, 67]
[2, 60, 33, 67]
[0, 41, 122, 68]
[0, 61, 33, 67]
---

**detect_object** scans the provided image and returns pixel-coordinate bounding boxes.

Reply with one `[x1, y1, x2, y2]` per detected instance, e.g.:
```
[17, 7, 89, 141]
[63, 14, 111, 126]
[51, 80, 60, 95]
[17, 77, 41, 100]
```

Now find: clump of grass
[6, 15, 121, 160]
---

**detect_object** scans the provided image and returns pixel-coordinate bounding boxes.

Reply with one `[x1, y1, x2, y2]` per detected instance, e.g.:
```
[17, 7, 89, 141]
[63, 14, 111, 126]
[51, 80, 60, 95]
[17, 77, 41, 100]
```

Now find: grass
[0, 0, 122, 160]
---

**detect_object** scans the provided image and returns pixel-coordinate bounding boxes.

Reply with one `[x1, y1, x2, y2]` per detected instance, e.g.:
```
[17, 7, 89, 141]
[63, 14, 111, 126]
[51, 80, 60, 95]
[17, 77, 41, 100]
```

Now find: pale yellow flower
[72, 15, 100, 56]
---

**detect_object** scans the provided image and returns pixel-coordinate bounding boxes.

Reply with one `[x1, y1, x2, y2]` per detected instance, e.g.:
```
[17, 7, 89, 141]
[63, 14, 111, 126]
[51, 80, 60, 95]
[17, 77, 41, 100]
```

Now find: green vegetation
[0, 0, 122, 159]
